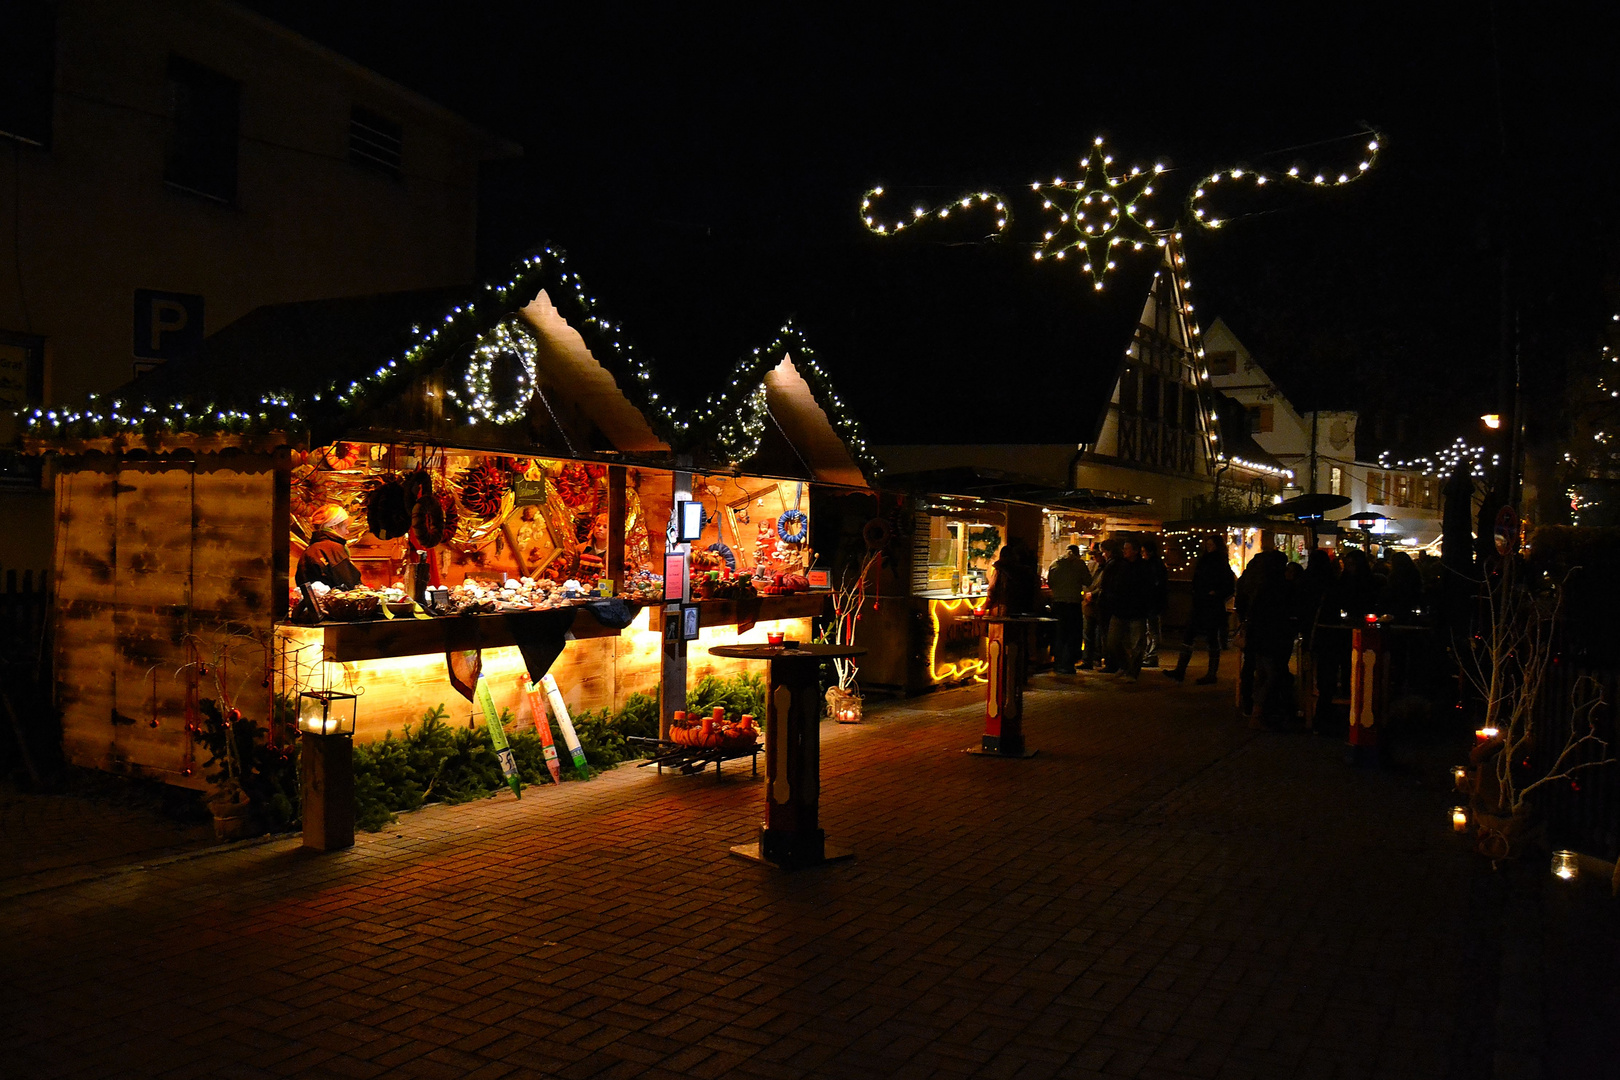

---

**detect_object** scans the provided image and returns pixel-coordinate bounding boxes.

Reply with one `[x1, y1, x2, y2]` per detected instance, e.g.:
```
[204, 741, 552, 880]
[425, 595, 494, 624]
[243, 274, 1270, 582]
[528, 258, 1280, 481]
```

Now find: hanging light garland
[858, 127, 1384, 290]
[1187, 129, 1382, 230]
[1376, 437, 1494, 479]
[692, 319, 880, 472]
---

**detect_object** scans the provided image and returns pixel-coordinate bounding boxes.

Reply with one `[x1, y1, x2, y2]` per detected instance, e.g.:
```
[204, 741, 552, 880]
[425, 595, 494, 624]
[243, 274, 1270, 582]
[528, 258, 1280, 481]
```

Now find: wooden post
[300, 732, 354, 850]
[1348, 625, 1387, 765]
[606, 465, 626, 592]
[758, 654, 825, 865]
[982, 621, 1025, 754]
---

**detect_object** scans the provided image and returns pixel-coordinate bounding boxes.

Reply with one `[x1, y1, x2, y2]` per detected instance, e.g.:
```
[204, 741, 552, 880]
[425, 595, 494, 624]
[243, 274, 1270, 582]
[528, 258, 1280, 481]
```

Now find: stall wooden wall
[278, 612, 812, 743]
[54, 454, 282, 786]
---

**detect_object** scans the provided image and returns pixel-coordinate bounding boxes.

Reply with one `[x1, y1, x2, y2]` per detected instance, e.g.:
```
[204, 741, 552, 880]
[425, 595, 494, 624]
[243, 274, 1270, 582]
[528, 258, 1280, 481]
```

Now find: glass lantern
[1551, 850, 1579, 882]
[1450, 806, 1468, 832]
[298, 689, 358, 736]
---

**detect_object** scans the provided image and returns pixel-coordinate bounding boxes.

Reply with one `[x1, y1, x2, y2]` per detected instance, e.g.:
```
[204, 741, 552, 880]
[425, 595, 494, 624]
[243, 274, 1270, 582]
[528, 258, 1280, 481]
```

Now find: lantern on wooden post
[299, 688, 359, 851]
[298, 689, 357, 735]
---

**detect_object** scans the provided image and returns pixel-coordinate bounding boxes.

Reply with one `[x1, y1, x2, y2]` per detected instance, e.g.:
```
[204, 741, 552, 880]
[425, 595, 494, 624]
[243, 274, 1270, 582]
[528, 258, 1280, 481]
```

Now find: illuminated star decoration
[1031, 135, 1168, 291]
[858, 126, 1384, 291]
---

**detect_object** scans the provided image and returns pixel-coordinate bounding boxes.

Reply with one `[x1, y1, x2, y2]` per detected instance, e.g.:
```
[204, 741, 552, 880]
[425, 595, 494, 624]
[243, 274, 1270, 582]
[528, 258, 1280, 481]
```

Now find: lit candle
[1452, 766, 1469, 790]
[1451, 807, 1468, 832]
[1475, 727, 1499, 743]
[1552, 850, 1578, 881]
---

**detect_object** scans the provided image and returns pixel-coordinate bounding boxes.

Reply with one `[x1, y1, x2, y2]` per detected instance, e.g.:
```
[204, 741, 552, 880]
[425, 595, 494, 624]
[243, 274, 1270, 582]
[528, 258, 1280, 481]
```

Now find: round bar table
[968, 614, 1057, 758]
[709, 642, 866, 870]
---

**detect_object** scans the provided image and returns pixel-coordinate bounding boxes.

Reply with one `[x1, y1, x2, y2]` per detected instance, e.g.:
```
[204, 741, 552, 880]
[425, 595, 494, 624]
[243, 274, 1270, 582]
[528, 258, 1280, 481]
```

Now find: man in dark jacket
[1046, 544, 1091, 674]
[1165, 534, 1235, 684]
[1080, 546, 1110, 669]
[1102, 539, 1149, 678]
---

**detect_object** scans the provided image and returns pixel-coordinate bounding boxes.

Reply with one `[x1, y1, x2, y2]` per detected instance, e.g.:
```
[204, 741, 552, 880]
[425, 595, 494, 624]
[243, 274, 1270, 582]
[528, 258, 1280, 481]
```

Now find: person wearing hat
[297, 505, 363, 590]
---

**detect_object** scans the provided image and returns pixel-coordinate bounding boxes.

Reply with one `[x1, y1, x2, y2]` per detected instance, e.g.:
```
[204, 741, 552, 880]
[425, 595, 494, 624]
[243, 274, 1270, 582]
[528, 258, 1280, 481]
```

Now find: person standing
[1046, 544, 1091, 674]
[1141, 539, 1169, 667]
[1080, 545, 1110, 669]
[988, 538, 1039, 615]
[1102, 539, 1149, 679]
[1165, 534, 1234, 684]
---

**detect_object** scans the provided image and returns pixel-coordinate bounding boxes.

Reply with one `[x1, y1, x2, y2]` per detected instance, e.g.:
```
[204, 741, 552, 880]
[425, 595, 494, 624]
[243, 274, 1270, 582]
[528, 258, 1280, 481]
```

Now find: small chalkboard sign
[512, 477, 546, 506]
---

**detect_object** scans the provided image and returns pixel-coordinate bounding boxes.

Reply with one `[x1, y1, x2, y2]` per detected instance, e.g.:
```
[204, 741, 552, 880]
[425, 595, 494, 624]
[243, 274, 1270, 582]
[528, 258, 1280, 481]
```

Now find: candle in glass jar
[1451, 807, 1468, 832]
[1552, 850, 1578, 881]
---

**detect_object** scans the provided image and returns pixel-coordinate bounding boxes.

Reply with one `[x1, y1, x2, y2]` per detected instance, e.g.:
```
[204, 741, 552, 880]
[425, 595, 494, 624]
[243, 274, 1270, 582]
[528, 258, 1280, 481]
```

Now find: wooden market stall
[27, 249, 875, 787]
[810, 468, 1153, 696]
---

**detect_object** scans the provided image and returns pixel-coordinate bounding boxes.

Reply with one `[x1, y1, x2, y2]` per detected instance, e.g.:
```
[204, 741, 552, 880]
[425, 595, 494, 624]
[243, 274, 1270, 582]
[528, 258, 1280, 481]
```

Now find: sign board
[133, 289, 204, 360]
[663, 551, 686, 601]
[512, 477, 547, 507]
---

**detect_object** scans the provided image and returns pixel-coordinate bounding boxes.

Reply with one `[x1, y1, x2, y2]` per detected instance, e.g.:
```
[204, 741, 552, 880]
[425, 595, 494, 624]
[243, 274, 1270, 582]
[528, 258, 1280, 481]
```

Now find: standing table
[968, 614, 1057, 758]
[709, 642, 865, 869]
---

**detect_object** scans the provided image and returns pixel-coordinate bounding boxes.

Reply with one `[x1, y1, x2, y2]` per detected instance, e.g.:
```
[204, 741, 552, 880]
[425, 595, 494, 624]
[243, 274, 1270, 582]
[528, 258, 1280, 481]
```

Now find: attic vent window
[350, 106, 402, 178]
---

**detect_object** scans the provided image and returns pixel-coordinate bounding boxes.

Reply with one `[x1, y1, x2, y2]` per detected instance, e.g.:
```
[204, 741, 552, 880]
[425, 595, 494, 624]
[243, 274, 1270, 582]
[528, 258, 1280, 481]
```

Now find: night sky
[247, 2, 1620, 453]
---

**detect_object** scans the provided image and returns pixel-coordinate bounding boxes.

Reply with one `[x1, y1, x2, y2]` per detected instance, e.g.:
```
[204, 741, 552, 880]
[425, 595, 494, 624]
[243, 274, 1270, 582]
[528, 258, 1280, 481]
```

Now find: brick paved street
[0, 673, 1510, 1079]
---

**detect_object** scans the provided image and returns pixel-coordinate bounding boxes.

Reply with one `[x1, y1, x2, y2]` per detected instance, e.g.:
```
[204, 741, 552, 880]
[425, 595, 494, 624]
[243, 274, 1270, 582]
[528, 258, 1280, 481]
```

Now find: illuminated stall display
[30, 248, 873, 785]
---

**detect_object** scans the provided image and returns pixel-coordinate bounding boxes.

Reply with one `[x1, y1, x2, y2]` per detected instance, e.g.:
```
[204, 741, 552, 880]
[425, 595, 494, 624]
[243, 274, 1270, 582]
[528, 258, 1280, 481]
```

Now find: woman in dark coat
[1166, 534, 1234, 684]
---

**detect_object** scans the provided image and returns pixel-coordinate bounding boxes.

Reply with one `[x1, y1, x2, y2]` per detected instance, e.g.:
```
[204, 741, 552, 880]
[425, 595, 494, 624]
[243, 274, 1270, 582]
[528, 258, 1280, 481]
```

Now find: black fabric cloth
[296, 530, 362, 590]
[507, 607, 581, 684]
[581, 597, 638, 630]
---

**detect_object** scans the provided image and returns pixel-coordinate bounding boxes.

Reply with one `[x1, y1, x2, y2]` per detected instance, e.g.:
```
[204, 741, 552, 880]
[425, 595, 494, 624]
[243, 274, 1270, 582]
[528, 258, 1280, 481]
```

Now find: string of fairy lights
[860, 127, 1383, 291]
[695, 319, 880, 471]
[20, 247, 879, 474]
[1376, 437, 1495, 479]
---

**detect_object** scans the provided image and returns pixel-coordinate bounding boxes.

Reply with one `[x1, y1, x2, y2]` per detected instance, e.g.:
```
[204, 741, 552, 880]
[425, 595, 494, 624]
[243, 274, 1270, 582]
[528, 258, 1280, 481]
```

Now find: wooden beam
[607, 465, 626, 589]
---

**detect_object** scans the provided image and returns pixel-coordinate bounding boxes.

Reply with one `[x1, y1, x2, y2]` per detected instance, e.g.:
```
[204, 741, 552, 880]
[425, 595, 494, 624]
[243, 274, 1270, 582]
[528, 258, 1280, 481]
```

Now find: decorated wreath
[777, 509, 807, 544]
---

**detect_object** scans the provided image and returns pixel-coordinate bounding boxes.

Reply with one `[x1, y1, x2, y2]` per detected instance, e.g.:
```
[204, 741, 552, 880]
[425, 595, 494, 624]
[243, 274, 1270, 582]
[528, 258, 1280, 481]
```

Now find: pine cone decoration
[457, 460, 512, 520]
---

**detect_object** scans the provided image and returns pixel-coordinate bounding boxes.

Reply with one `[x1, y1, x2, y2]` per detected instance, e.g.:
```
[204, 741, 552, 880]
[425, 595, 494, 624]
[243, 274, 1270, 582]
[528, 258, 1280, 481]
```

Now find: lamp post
[298, 689, 358, 851]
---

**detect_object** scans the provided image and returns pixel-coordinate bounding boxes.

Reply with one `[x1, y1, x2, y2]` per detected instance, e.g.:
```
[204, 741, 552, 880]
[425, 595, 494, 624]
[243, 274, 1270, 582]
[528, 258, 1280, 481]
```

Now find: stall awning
[880, 467, 1152, 512]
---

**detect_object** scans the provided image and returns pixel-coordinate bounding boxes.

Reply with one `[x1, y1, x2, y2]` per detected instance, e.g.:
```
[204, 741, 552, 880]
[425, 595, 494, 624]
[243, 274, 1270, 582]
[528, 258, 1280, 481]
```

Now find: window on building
[1247, 404, 1274, 434]
[165, 56, 240, 202]
[349, 105, 403, 178]
[0, 3, 55, 147]
[1330, 466, 1343, 496]
[1393, 474, 1412, 507]
[1368, 472, 1385, 505]
[1207, 350, 1237, 375]
[1421, 476, 1436, 509]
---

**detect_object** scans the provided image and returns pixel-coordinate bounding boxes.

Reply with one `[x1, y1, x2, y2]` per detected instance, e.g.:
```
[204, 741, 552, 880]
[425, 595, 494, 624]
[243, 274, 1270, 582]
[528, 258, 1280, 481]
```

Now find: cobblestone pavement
[1, 670, 1505, 1079]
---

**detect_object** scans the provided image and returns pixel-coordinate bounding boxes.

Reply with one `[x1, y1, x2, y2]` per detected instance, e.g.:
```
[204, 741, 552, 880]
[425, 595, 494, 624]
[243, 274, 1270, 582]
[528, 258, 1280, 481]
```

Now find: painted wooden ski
[474, 676, 522, 798]
[540, 673, 589, 774]
[523, 679, 563, 785]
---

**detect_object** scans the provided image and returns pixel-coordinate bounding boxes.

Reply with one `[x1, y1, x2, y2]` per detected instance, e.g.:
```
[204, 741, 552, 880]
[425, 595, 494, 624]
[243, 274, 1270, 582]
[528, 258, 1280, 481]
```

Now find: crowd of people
[1028, 534, 1445, 728]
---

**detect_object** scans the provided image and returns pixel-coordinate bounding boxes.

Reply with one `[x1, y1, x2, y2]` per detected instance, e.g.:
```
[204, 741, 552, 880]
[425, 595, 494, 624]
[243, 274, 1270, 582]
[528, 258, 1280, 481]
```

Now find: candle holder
[298, 689, 358, 736]
[1452, 765, 1470, 792]
[1451, 806, 1468, 832]
[1552, 850, 1579, 881]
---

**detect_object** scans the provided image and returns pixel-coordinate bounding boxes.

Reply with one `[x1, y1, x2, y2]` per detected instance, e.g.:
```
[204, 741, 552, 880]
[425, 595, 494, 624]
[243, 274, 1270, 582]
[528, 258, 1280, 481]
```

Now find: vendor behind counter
[297, 505, 362, 590]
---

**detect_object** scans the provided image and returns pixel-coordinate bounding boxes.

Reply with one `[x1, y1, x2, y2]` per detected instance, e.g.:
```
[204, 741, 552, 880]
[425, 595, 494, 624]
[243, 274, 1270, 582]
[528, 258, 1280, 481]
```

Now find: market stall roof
[879, 466, 1152, 512]
[548, 239, 1163, 448]
[21, 248, 876, 484]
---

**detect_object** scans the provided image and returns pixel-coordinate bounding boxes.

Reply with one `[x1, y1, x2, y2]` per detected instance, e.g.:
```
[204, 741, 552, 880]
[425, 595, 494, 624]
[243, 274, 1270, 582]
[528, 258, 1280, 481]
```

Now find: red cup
[766, 631, 784, 646]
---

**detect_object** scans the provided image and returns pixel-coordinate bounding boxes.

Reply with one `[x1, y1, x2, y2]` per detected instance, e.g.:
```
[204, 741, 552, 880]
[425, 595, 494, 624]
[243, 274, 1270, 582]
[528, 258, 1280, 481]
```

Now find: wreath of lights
[444, 319, 538, 426]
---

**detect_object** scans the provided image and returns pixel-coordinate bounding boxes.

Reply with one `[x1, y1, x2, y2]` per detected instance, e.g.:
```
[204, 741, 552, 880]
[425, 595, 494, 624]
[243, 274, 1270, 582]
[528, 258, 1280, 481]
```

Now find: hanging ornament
[445, 320, 538, 425]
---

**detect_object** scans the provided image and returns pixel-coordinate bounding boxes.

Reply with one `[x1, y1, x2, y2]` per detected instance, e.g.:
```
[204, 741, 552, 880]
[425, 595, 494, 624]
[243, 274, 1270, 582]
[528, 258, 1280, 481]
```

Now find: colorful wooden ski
[523, 679, 563, 785]
[474, 676, 522, 798]
[540, 673, 589, 774]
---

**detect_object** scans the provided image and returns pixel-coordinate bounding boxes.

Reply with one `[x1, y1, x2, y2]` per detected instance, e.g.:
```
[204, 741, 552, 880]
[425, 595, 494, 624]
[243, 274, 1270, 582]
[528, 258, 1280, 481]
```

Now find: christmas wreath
[777, 509, 807, 543]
